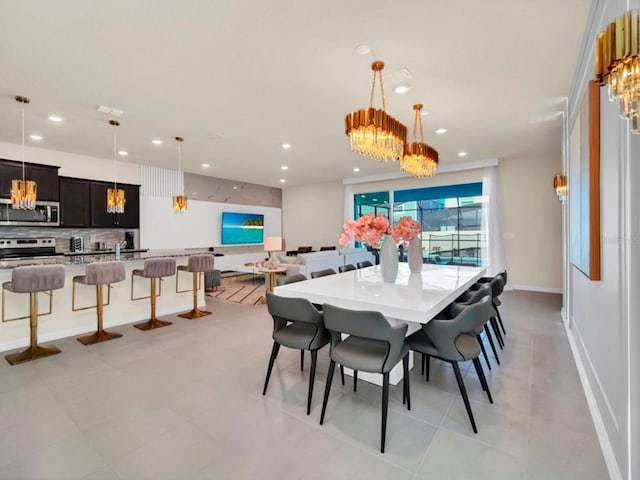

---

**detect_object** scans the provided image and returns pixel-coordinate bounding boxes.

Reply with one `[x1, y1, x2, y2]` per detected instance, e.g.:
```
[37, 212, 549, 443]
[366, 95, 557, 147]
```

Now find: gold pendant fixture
[594, 10, 639, 134]
[11, 96, 37, 210]
[106, 120, 125, 214]
[173, 136, 188, 215]
[553, 174, 567, 201]
[400, 104, 439, 178]
[345, 61, 407, 161]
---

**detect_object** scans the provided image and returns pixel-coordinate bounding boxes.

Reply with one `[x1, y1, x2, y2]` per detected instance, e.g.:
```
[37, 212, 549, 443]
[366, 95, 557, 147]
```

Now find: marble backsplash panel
[0, 227, 139, 254]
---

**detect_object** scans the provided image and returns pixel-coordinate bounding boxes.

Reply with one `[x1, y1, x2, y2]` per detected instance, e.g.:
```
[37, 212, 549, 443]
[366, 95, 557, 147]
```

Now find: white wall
[140, 197, 281, 250]
[565, 1, 640, 479]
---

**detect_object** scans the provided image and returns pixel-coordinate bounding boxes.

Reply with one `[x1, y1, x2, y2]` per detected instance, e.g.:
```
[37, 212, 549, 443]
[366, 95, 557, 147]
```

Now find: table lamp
[264, 236, 282, 269]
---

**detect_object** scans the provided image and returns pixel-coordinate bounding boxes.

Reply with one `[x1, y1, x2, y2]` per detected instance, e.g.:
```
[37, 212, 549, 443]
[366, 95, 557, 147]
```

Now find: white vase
[407, 237, 423, 274]
[380, 236, 399, 283]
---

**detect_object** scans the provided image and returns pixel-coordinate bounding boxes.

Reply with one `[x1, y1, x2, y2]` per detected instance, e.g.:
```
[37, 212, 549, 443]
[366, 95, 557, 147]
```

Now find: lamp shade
[264, 237, 282, 252]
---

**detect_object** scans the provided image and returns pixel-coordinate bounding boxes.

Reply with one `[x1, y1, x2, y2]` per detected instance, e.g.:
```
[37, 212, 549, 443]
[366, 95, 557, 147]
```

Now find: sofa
[276, 248, 375, 278]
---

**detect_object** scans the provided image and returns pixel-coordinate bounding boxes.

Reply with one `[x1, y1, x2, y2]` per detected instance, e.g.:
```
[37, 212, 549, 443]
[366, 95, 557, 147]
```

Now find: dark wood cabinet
[59, 177, 90, 227]
[89, 181, 140, 228]
[0, 159, 59, 201]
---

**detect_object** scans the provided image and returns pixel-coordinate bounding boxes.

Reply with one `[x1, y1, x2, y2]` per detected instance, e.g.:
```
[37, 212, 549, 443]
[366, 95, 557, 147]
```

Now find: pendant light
[400, 104, 439, 178]
[173, 136, 188, 214]
[10, 96, 37, 210]
[106, 120, 125, 214]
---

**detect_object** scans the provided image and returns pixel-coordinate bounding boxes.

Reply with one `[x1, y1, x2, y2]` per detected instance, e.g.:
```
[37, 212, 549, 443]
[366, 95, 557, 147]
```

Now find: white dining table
[273, 262, 486, 385]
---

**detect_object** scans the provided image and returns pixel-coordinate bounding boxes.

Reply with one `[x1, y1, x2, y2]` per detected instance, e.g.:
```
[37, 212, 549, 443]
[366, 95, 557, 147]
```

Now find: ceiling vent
[97, 105, 124, 117]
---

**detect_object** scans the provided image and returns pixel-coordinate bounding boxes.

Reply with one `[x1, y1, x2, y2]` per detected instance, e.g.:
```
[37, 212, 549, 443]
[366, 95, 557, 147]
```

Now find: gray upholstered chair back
[143, 258, 176, 278]
[490, 274, 505, 297]
[322, 303, 407, 373]
[276, 273, 307, 286]
[460, 283, 491, 305]
[85, 261, 126, 285]
[423, 296, 492, 361]
[310, 268, 336, 279]
[187, 254, 215, 273]
[10, 265, 65, 293]
[338, 264, 356, 273]
[266, 293, 328, 350]
[356, 261, 373, 269]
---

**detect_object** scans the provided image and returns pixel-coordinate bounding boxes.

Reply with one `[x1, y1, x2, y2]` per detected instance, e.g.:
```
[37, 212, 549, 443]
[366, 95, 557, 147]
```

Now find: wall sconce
[553, 174, 567, 201]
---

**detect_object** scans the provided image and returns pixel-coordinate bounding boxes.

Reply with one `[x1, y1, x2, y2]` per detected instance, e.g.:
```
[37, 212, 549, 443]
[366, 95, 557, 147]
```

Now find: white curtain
[480, 166, 506, 276]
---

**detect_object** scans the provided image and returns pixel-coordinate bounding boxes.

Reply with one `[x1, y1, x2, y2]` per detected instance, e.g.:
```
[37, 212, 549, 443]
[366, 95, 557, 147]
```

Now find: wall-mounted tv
[221, 212, 264, 245]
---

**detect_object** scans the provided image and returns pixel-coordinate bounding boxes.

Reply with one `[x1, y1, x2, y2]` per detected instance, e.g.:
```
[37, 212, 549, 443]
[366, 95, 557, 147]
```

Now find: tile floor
[0, 291, 609, 479]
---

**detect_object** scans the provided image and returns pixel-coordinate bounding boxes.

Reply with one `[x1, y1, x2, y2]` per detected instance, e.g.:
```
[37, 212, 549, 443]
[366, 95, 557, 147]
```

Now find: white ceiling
[0, 0, 590, 188]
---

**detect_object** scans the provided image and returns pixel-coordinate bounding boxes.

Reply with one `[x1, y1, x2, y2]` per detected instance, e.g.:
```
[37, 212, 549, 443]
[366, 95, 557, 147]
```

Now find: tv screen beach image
[221, 212, 264, 245]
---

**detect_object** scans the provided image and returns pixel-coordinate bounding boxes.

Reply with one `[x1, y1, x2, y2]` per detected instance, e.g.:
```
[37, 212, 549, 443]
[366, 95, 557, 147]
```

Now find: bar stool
[131, 258, 176, 330]
[176, 254, 215, 319]
[72, 261, 125, 345]
[2, 265, 65, 365]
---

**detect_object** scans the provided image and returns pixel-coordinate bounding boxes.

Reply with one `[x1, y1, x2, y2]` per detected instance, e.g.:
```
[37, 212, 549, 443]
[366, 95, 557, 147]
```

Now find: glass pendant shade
[107, 120, 126, 214]
[400, 104, 439, 178]
[595, 10, 639, 134]
[345, 61, 407, 161]
[11, 96, 37, 210]
[173, 136, 188, 214]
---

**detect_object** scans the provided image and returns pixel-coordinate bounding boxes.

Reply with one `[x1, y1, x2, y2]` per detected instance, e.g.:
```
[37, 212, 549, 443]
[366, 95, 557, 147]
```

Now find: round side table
[259, 267, 287, 303]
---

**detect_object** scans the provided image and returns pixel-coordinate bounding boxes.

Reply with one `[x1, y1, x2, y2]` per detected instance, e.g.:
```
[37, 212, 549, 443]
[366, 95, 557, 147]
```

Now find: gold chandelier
[400, 103, 439, 178]
[11, 96, 37, 210]
[173, 136, 188, 214]
[553, 174, 567, 201]
[106, 120, 126, 214]
[594, 10, 639, 134]
[345, 61, 407, 161]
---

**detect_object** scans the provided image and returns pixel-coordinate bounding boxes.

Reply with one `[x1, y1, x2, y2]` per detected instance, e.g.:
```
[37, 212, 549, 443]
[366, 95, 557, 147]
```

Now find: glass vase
[407, 237, 423, 274]
[380, 235, 399, 283]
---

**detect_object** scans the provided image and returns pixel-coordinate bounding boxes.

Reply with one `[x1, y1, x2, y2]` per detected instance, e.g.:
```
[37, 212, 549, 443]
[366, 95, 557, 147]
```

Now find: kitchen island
[0, 250, 212, 353]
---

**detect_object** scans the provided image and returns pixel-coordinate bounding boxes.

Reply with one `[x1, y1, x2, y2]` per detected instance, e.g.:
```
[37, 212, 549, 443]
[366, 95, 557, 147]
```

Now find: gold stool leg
[179, 272, 211, 319]
[77, 285, 123, 345]
[5, 292, 61, 365]
[134, 277, 172, 331]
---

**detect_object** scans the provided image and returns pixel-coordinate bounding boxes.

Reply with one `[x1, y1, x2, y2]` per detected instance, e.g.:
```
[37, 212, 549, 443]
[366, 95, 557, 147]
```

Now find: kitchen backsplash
[0, 227, 139, 253]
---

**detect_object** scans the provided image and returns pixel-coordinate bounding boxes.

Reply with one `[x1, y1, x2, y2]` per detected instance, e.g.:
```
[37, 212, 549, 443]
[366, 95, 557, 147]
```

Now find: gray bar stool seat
[131, 258, 176, 330]
[2, 265, 65, 365]
[72, 261, 126, 345]
[176, 254, 215, 319]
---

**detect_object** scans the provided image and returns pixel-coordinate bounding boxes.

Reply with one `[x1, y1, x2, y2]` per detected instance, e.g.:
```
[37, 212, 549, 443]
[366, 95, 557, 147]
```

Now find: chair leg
[425, 354, 431, 381]
[134, 278, 172, 330]
[340, 365, 345, 386]
[178, 271, 211, 319]
[452, 362, 477, 434]
[320, 360, 335, 425]
[490, 316, 504, 349]
[354, 370, 358, 392]
[381, 372, 389, 453]
[307, 350, 317, 415]
[262, 342, 280, 395]
[495, 305, 507, 335]
[477, 334, 492, 370]
[484, 324, 501, 365]
[421, 353, 425, 375]
[300, 350, 304, 371]
[403, 353, 411, 411]
[77, 284, 122, 345]
[472, 357, 493, 404]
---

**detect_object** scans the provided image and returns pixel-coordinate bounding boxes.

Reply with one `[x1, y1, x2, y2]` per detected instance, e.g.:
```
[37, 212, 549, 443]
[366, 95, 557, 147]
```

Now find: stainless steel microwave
[0, 199, 60, 226]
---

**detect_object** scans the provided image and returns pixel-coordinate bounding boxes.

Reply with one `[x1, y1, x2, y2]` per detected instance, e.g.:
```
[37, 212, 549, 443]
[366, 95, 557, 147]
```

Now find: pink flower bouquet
[339, 213, 390, 249]
[391, 216, 421, 246]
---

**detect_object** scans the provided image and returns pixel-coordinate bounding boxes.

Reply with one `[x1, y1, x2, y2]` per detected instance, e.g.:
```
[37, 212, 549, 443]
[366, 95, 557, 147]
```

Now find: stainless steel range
[0, 238, 57, 259]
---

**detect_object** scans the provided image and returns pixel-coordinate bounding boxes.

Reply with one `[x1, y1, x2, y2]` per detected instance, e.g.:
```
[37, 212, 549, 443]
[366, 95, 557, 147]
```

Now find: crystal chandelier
[594, 10, 639, 134]
[400, 104, 439, 178]
[553, 174, 567, 201]
[173, 136, 188, 214]
[106, 120, 126, 214]
[345, 61, 407, 161]
[11, 96, 37, 210]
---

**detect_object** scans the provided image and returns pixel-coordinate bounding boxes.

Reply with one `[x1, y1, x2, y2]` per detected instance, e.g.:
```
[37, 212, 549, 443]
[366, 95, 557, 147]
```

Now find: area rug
[206, 275, 265, 306]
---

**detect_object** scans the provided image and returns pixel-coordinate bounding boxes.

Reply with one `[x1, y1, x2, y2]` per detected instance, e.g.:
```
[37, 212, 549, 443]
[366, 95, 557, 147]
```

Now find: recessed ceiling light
[372, 198, 378, 202]
[202, 163, 210, 168]
[48, 116, 63, 122]
[435, 128, 448, 134]
[280, 165, 288, 171]
[192, 192, 197, 195]
[233, 186, 238, 190]
[118, 150, 128, 156]
[353, 167, 360, 172]
[97, 105, 124, 117]
[279, 178, 286, 183]
[281, 143, 291, 149]
[361, 194, 366, 198]
[29, 134, 43, 141]
[394, 85, 410, 94]
[458, 151, 467, 157]
[151, 139, 163, 145]
[355, 44, 371, 55]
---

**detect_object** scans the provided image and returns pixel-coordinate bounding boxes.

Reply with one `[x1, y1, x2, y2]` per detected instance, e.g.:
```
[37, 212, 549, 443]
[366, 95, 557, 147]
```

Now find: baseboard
[509, 284, 562, 294]
[564, 320, 623, 480]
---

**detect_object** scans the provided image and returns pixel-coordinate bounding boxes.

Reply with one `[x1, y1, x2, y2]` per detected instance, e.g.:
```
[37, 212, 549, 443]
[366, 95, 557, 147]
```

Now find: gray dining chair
[407, 296, 494, 433]
[276, 273, 307, 286]
[320, 303, 410, 453]
[264, 293, 330, 415]
[310, 268, 336, 279]
[338, 264, 356, 273]
[356, 261, 373, 269]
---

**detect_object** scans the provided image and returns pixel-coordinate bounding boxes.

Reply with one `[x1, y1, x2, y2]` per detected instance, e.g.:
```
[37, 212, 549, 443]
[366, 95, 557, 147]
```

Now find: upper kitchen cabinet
[89, 181, 140, 228]
[59, 176, 91, 227]
[0, 159, 60, 201]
